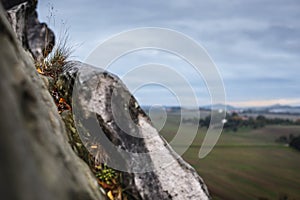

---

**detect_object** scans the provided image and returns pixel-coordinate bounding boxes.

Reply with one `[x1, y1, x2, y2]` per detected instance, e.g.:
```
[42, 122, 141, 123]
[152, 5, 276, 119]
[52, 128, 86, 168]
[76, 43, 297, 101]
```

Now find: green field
[158, 113, 300, 200]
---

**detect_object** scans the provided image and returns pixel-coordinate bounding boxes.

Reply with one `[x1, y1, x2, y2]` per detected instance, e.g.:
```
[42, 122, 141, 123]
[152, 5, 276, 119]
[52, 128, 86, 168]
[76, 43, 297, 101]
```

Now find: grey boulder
[57, 61, 211, 200]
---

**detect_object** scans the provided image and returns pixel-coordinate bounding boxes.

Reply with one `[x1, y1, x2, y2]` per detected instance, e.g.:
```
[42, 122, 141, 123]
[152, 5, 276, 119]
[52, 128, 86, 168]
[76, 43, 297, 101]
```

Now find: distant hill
[244, 104, 300, 114]
[266, 104, 300, 114]
[201, 104, 237, 111]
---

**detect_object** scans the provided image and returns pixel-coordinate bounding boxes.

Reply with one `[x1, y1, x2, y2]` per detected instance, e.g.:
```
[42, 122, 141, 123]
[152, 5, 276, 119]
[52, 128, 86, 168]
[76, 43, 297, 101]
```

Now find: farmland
[157, 112, 300, 200]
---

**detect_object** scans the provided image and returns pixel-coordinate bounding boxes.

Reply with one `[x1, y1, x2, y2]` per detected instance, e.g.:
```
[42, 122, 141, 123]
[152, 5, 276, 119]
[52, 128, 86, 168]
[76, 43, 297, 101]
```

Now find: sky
[37, 0, 300, 107]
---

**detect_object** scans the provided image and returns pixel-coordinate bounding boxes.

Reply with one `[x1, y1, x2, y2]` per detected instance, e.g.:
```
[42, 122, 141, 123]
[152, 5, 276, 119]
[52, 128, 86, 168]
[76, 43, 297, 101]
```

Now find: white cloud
[37, 0, 300, 106]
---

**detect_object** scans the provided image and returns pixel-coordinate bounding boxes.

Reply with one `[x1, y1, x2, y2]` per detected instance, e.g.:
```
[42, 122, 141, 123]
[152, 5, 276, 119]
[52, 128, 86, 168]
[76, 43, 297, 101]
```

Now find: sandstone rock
[1, 0, 55, 61]
[57, 61, 211, 200]
[0, 4, 105, 200]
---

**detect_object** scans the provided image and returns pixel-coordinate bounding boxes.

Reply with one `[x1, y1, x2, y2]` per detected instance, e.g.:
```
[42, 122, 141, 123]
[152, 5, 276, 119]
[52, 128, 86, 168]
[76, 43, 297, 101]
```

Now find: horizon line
[139, 98, 300, 108]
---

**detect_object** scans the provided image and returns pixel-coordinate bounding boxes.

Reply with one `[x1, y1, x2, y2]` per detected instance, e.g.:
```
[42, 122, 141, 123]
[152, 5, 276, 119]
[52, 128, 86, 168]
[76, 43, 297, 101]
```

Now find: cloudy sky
[38, 0, 300, 107]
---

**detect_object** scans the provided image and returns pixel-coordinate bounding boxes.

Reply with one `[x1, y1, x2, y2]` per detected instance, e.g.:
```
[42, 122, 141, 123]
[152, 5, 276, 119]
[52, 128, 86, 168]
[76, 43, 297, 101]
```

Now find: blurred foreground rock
[1, 0, 55, 61]
[0, 4, 105, 200]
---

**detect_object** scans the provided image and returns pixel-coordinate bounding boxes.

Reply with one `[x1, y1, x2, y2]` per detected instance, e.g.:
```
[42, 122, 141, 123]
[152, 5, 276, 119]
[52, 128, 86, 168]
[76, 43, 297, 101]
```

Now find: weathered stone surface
[1, 0, 55, 61]
[0, 4, 105, 200]
[58, 61, 211, 200]
[1, 0, 27, 10]
[0, 1, 211, 199]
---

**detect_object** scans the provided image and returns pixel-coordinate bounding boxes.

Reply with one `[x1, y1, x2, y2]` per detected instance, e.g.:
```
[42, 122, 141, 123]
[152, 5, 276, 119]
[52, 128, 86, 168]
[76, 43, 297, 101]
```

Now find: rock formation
[57, 62, 211, 199]
[0, 2, 105, 200]
[0, 0, 211, 199]
[2, 0, 55, 62]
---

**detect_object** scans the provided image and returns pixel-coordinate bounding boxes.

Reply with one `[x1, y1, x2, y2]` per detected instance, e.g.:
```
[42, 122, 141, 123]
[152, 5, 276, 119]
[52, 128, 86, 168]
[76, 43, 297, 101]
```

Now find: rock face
[0, 4, 105, 200]
[57, 61, 211, 200]
[0, 0, 211, 199]
[1, 0, 55, 62]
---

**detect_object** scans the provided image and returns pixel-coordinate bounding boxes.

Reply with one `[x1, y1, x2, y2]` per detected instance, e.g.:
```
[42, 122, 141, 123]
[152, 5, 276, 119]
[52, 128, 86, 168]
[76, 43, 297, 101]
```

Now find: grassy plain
[157, 112, 300, 200]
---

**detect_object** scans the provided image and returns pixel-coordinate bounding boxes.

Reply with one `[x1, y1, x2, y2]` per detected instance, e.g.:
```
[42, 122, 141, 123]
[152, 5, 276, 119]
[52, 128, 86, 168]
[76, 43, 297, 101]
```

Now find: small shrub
[36, 28, 72, 81]
[290, 136, 300, 151]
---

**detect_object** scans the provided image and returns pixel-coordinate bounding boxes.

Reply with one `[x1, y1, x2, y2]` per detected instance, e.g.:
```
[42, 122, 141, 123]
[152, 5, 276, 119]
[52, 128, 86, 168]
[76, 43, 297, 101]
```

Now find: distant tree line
[223, 113, 300, 131]
[275, 134, 297, 144]
[276, 133, 300, 151]
[183, 112, 300, 132]
[183, 112, 300, 152]
[289, 136, 300, 151]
